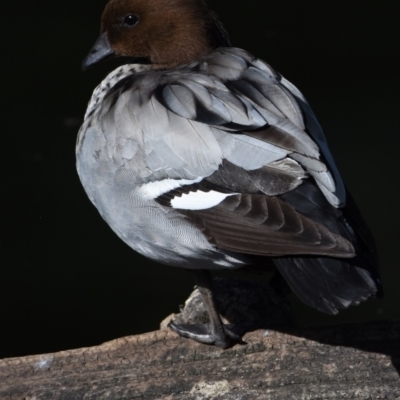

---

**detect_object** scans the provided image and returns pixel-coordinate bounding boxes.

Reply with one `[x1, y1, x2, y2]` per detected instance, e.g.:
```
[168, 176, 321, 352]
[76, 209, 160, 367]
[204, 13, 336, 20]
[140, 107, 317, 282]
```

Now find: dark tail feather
[274, 182, 382, 314]
[273, 256, 379, 314]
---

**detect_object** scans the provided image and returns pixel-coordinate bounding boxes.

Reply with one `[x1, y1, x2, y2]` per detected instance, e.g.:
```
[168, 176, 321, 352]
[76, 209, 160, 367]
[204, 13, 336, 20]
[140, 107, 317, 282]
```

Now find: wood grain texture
[1, 320, 399, 399]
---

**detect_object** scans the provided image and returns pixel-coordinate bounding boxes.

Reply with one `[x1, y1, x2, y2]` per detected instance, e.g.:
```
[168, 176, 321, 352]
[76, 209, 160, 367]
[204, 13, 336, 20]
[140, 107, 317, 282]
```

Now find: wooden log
[1, 322, 399, 398]
[1, 278, 399, 399]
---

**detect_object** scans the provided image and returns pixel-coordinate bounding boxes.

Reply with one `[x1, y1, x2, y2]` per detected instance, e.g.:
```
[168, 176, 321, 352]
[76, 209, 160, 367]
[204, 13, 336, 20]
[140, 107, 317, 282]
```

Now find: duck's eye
[124, 15, 139, 26]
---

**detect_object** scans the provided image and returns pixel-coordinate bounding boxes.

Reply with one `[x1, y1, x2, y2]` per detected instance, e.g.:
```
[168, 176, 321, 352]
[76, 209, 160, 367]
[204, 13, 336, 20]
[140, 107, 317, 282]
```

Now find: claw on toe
[168, 322, 245, 349]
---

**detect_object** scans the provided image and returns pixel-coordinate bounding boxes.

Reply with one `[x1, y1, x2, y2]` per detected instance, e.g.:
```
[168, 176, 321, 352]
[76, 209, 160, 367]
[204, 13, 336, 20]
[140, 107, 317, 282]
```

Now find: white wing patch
[139, 177, 202, 200]
[171, 190, 236, 210]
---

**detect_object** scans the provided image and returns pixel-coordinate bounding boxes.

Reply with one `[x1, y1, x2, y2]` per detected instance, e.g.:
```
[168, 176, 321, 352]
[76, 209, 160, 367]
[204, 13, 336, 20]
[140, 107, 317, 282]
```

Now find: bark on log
[1, 320, 399, 399]
[1, 278, 399, 399]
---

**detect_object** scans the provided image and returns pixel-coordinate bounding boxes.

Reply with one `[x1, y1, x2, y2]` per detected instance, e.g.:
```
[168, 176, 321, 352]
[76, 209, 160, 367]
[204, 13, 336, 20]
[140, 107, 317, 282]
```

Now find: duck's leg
[168, 269, 245, 349]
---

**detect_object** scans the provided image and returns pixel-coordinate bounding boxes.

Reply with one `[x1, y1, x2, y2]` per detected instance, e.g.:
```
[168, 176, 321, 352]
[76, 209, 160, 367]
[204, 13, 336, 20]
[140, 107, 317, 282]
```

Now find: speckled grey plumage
[77, 47, 381, 312]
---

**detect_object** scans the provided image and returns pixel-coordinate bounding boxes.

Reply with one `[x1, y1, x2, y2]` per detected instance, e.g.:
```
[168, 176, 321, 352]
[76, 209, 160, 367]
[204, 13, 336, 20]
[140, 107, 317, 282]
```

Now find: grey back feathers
[77, 47, 381, 315]
[79, 48, 344, 206]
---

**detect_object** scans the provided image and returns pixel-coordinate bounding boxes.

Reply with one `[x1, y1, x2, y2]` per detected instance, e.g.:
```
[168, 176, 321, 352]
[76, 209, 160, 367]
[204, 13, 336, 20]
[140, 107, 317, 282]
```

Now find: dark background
[1, 0, 399, 359]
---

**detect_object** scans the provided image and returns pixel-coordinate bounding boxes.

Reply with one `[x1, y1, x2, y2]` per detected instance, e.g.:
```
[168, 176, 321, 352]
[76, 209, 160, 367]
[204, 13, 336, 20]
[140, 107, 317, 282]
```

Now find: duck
[77, 0, 382, 348]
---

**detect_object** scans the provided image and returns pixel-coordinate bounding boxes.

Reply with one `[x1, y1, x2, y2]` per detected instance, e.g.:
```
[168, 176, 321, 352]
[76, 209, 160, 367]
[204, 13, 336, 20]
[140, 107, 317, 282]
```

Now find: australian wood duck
[77, 0, 382, 348]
